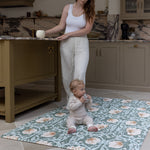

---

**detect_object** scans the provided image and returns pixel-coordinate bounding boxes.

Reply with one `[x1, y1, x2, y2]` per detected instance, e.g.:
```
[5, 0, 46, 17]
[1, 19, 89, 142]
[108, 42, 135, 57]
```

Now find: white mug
[36, 30, 45, 38]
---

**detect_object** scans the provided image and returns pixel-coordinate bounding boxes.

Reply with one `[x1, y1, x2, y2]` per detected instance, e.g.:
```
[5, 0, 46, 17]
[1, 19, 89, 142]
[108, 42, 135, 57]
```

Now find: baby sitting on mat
[66, 79, 98, 134]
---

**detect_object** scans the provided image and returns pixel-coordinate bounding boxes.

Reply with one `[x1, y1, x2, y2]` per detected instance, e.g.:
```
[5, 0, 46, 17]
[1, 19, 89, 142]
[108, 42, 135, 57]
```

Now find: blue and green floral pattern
[2, 97, 150, 150]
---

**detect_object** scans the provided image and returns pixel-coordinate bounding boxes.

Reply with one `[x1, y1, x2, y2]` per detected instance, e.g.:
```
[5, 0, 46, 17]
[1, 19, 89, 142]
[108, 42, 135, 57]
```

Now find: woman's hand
[56, 33, 70, 41]
[44, 31, 49, 37]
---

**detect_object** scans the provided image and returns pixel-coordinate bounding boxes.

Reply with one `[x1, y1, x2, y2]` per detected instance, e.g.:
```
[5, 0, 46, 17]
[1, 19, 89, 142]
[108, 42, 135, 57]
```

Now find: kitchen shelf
[0, 88, 57, 116]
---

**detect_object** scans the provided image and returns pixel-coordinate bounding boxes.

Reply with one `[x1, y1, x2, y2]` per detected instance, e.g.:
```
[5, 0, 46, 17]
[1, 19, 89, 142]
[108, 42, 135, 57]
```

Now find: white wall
[109, 0, 120, 14]
[0, 0, 110, 18]
[0, 0, 120, 18]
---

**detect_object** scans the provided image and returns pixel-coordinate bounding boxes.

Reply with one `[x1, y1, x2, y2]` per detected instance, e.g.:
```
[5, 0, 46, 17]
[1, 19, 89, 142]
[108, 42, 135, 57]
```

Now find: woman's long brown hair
[76, 0, 95, 23]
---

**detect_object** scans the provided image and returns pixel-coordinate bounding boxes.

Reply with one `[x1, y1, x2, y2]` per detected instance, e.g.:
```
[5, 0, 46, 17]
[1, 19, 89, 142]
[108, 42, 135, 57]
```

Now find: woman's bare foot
[68, 128, 76, 134]
[88, 126, 98, 132]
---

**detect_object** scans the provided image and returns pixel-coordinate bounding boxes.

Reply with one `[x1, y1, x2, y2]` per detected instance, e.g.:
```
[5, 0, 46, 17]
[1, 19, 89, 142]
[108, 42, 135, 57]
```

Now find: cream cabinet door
[121, 0, 139, 20]
[87, 42, 120, 84]
[86, 42, 97, 82]
[141, 0, 150, 19]
[121, 43, 149, 86]
[95, 44, 120, 83]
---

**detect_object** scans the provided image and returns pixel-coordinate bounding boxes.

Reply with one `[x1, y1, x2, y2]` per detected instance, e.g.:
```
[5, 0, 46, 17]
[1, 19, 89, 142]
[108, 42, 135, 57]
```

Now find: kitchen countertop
[0, 36, 57, 41]
[0, 36, 150, 42]
[89, 39, 150, 42]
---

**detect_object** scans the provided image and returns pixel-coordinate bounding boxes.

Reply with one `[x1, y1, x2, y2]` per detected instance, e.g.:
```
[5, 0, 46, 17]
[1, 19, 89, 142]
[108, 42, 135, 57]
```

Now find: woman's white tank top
[65, 4, 86, 34]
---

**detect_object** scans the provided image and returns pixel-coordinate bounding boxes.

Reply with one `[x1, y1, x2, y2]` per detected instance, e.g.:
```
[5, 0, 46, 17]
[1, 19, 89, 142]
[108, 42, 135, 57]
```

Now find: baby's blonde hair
[70, 79, 84, 92]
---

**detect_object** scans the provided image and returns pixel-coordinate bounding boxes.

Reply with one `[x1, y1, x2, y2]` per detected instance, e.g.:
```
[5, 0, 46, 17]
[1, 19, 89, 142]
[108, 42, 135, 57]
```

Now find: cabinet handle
[96, 49, 102, 56]
[141, 2, 143, 9]
[48, 46, 55, 55]
[137, 2, 139, 9]
[96, 49, 98, 56]
[99, 49, 101, 56]
[133, 44, 138, 48]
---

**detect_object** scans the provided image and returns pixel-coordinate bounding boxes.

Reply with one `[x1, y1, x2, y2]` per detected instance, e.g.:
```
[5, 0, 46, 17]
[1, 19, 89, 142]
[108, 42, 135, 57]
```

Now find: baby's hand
[80, 96, 86, 103]
[86, 94, 91, 100]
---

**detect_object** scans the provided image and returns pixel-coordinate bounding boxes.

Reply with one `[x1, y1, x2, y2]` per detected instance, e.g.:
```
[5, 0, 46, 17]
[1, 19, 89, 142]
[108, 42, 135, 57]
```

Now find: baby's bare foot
[88, 126, 98, 132]
[68, 128, 76, 134]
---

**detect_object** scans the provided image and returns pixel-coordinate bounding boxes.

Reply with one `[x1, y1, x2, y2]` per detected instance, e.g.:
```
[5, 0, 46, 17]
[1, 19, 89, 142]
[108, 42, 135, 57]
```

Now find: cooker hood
[0, 0, 35, 8]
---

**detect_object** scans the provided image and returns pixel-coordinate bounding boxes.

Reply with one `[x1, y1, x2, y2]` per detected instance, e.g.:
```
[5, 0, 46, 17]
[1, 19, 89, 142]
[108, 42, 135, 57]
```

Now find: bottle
[84, 94, 89, 103]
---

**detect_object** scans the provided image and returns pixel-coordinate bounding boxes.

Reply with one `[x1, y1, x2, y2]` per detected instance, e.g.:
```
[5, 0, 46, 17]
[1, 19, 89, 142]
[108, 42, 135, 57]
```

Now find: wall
[109, 0, 120, 15]
[0, 0, 109, 18]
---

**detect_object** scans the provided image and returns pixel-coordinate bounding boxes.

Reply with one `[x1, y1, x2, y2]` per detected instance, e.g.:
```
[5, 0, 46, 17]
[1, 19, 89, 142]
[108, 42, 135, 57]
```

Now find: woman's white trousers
[60, 36, 89, 96]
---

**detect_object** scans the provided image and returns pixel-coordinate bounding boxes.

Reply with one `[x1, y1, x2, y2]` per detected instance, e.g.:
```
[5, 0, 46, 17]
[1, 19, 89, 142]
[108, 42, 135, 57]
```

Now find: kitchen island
[0, 37, 61, 122]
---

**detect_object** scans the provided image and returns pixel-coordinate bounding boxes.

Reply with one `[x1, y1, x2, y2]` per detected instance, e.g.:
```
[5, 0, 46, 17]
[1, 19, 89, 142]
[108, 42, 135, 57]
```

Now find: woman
[45, 0, 95, 98]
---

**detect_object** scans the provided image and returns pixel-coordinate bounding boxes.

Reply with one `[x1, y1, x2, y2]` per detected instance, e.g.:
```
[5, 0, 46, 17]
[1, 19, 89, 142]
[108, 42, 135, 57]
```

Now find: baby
[66, 79, 98, 134]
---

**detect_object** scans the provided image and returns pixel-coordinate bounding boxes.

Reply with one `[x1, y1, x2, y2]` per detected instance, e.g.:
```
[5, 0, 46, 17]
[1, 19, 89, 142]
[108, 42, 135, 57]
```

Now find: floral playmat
[2, 97, 150, 150]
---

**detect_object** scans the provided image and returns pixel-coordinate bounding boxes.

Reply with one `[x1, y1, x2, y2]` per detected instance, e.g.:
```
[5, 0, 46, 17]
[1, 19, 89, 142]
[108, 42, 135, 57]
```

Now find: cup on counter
[36, 30, 45, 38]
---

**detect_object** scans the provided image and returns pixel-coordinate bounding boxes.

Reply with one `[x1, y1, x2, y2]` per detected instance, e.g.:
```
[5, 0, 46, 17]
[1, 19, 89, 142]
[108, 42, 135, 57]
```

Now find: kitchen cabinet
[87, 41, 120, 87]
[121, 43, 149, 86]
[87, 41, 150, 91]
[0, 38, 61, 122]
[120, 0, 150, 20]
